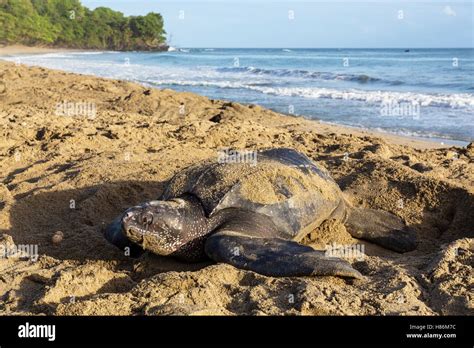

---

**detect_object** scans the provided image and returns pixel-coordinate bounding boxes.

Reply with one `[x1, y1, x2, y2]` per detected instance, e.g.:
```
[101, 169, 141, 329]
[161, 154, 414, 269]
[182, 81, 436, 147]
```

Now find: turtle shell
[161, 148, 346, 240]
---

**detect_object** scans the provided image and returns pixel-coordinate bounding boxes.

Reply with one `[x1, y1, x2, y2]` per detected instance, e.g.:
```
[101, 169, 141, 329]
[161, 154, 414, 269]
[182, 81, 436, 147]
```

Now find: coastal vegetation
[0, 0, 167, 50]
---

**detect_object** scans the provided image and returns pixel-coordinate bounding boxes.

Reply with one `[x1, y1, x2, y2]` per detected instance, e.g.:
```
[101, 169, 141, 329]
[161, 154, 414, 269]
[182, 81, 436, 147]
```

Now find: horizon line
[170, 47, 474, 49]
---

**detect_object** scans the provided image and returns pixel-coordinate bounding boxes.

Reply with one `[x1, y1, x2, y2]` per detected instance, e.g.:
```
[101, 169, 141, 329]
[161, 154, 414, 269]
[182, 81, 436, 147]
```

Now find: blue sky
[82, 0, 473, 48]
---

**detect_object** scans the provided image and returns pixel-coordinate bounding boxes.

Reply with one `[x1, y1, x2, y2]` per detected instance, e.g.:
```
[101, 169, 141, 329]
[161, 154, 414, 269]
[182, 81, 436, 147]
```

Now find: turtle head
[106, 196, 208, 256]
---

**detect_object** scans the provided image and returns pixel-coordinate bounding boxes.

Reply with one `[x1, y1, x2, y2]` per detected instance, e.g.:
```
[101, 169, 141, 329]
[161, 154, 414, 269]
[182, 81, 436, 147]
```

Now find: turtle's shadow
[1, 181, 172, 262]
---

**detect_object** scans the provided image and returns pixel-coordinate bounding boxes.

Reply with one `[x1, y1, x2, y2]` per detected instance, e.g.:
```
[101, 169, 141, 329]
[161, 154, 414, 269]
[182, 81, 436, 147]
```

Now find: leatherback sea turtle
[104, 148, 416, 279]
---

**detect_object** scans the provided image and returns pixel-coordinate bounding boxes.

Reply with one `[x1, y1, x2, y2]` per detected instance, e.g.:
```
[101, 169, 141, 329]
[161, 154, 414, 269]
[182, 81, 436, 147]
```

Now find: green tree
[129, 13, 165, 42]
[0, 0, 167, 50]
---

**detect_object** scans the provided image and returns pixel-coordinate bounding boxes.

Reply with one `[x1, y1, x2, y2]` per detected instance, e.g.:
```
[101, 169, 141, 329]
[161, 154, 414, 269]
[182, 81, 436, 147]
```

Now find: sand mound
[0, 61, 472, 315]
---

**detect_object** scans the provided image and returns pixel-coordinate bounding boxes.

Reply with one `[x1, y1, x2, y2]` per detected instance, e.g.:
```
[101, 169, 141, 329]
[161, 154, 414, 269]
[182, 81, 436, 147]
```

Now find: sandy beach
[0, 60, 472, 315]
[0, 45, 81, 56]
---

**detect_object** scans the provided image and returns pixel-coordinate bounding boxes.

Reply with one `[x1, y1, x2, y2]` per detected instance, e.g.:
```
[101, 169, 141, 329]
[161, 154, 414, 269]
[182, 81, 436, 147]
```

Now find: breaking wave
[216, 66, 382, 83]
[149, 79, 474, 109]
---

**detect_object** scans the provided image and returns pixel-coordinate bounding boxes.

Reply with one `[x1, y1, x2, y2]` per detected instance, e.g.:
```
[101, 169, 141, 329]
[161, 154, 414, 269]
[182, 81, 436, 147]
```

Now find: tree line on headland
[0, 0, 168, 51]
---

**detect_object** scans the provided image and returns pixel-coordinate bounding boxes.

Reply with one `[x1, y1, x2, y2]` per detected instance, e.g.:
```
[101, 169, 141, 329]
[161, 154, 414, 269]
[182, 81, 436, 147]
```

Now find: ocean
[4, 48, 473, 143]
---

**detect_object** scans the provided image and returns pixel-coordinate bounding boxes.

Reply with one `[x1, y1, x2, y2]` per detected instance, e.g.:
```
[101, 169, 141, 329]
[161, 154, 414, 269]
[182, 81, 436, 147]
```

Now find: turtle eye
[140, 213, 153, 226]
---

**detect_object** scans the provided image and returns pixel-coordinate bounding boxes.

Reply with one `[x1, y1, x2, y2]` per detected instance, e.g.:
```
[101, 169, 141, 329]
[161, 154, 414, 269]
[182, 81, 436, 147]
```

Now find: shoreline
[0, 44, 82, 56]
[0, 47, 466, 150]
[0, 44, 168, 56]
[304, 119, 468, 149]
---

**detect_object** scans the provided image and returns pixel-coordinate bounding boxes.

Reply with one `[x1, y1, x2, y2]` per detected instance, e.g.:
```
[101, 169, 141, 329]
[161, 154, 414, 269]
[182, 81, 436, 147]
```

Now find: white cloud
[443, 6, 456, 17]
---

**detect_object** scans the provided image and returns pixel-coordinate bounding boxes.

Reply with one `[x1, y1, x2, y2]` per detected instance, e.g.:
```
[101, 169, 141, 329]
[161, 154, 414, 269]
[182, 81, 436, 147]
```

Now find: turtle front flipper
[344, 207, 417, 253]
[204, 230, 364, 279]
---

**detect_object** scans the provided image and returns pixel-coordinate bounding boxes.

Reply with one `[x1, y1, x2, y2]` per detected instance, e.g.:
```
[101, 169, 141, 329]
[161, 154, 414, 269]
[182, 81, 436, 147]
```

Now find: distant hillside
[0, 0, 168, 51]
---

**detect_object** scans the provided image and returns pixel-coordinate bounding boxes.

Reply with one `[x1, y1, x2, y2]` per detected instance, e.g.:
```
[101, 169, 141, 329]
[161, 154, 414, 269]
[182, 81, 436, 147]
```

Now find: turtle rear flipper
[204, 230, 364, 279]
[345, 207, 417, 253]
